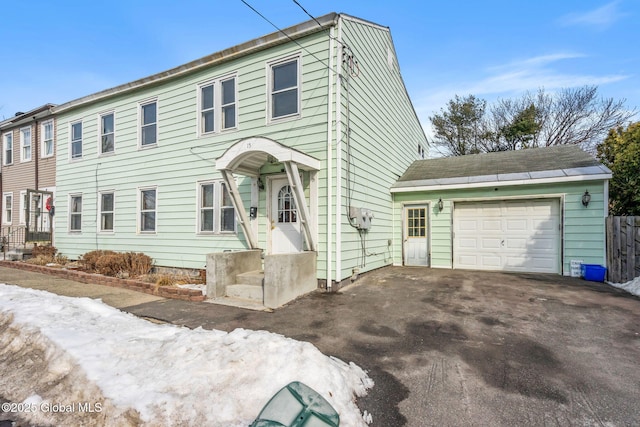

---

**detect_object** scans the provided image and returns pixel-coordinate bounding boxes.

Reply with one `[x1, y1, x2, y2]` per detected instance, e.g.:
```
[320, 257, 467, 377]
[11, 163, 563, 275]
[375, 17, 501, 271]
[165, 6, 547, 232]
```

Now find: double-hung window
[198, 75, 237, 136]
[140, 100, 157, 147]
[20, 127, 31, 162]
[139, 187, 157, 233]
[3, 193, 12, 224]
[69, 194, 82, 232]
[269, 56, 300, 120]
[197, 181, 235, 234]
[42, 120, 54, 157]
[100, 112, 115, 154]
[99, 192, 115, 232]
[71, 121, 83, 159]
[2, 132, 12, 165]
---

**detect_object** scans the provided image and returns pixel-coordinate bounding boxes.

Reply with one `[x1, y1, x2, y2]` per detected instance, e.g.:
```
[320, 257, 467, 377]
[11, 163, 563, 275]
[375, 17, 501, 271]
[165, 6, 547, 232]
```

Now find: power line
[290, 0, 360, 77]
[239, 0, 334, 73]
[292, 0, 324, 28]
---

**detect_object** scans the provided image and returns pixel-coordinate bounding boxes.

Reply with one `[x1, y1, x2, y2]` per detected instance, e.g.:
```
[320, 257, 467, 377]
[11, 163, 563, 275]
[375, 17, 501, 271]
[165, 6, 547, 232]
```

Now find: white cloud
[413, 52, 629, 121]
[559, 1, 626, 30]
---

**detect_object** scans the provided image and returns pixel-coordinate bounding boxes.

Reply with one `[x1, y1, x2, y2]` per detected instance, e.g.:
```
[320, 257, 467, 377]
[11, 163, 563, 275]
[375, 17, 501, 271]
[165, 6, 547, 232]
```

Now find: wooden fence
[606, 216, 640, 283]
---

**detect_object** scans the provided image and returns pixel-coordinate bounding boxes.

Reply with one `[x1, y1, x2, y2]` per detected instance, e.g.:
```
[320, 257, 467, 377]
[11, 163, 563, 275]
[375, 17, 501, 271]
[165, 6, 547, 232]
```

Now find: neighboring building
[52, 13, 428, 294]
[0, 105, 56, 252]
[391, 145, 611, 275]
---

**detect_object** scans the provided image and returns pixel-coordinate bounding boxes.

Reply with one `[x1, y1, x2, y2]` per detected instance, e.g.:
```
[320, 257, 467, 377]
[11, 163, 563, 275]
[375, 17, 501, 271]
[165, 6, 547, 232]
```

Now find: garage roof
[391, 145, 611, 192]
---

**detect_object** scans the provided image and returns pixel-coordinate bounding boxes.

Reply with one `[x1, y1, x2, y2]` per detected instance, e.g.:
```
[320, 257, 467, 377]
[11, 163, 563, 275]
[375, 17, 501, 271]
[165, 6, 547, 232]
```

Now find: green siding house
[52, 13, 428, 300]
[391, 146, 611, 276]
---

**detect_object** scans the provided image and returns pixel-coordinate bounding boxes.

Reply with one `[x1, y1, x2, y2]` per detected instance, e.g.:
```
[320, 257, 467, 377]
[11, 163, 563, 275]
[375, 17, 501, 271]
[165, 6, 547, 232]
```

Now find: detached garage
[391, 146, 611, 275]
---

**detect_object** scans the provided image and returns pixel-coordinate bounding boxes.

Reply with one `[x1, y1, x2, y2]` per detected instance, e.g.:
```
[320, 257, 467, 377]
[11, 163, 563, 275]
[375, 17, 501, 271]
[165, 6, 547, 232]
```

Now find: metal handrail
[0, 226, 26, 253]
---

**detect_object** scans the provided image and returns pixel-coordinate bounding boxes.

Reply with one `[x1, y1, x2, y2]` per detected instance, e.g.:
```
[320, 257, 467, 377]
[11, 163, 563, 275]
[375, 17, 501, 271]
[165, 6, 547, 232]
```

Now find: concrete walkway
[0, 266, 164, 309]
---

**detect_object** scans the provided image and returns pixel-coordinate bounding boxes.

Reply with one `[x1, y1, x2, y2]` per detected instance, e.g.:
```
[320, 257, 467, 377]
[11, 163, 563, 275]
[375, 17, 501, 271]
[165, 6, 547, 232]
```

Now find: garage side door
[453, 199, 560, 273]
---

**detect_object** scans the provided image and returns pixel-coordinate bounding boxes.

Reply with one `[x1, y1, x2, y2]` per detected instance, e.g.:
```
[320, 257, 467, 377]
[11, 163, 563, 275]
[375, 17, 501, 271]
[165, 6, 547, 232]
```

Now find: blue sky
[1, 0, 637, 135]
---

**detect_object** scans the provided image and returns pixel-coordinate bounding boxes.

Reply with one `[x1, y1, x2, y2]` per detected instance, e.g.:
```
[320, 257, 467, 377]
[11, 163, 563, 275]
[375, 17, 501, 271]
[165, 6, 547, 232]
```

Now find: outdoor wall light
[257, 177, 265, 191]
[437, 198, 444, 212]
[582, 190, 591, 207]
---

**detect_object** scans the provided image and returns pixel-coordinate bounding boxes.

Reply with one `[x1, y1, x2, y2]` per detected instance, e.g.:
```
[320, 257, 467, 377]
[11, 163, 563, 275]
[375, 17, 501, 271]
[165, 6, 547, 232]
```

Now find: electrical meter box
[349, 206, 373, 230]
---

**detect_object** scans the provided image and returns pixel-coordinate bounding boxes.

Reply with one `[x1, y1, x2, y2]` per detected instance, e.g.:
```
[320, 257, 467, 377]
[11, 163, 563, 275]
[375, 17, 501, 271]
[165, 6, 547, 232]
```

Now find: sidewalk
[0, 265, 165, 309]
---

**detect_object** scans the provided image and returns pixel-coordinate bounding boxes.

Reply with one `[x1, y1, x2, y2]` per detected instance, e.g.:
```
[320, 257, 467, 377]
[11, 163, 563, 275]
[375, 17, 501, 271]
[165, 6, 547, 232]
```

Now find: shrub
[32, 245, 57, 259]
[26, 255, 50, 266]
[155, 275, 174, 287]
[127, 252, 153, 277]
[80, 250, 116, 271]
[54, 254, 69, 265]
[79, 250, 153, 278]
[95, 253, 127, 277]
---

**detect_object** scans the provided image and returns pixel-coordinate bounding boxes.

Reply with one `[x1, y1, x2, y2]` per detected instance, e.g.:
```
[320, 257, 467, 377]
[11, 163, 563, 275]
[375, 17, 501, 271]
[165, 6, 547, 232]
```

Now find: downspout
[33, 118, 39, 190]
[335, 16, 344, 286]
[326, 25, 335, 290]
[603, 180, 609, 267]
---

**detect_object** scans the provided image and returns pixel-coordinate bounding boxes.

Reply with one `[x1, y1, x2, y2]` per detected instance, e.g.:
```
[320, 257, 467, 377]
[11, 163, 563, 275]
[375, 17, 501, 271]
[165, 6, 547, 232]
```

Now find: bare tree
[432, 86, 636, 156]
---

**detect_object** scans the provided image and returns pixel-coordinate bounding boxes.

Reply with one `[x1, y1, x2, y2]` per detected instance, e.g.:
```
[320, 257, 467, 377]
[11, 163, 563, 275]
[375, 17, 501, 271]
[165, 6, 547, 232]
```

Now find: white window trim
[19, 190, 27, 225]
[69, 193, 83, 233]
[2, 192, 12, 224]
[98, 111, 116, 156]
[267, 53, 302, 124]
[98, 190, 115, 233]
[20, 126, 32, 162]
[195, 180, 237, 235]
[138, 98, 158, 149]
[196, 73, 238, 137]
[69, 120, 83, 161]
[41, 120, 54, 158]
[137, 186, 158, 234]
[3, 132, 13, 166]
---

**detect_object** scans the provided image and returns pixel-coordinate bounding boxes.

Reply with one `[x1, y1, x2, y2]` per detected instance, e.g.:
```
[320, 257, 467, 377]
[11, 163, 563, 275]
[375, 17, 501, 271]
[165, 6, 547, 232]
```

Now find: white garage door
[453, 199, 560, 273]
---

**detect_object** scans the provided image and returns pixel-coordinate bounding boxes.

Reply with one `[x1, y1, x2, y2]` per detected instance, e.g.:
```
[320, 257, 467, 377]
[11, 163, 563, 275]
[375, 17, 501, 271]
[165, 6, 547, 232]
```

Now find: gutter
[390, 173, 613, 193]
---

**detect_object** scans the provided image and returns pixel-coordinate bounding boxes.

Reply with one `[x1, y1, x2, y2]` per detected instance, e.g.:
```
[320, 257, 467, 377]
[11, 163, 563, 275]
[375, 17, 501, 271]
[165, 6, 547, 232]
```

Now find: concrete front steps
[224, 270, 265, 304]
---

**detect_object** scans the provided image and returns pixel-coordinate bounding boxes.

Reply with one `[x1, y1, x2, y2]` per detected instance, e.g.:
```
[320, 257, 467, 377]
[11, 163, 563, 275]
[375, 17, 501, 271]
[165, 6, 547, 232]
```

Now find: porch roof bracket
[221, 169, 259, 249]
[284, 161, 317, 252]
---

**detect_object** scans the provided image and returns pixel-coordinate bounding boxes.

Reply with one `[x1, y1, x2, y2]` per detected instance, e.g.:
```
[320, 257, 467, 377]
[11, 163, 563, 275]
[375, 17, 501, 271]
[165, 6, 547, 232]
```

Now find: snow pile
[608, 276, 640, 297]
[0, 284, 373, 426]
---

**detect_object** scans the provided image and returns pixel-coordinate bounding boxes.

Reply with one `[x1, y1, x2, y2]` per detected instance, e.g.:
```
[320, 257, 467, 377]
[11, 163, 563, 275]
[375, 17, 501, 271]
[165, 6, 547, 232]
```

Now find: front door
[270, 177, 303, 254]
[404, 205, 429, 266]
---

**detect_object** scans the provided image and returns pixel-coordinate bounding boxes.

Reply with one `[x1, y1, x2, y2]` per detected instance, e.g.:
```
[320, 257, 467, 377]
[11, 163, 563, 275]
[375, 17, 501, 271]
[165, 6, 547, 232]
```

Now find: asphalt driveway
[2, 265, 640, 426]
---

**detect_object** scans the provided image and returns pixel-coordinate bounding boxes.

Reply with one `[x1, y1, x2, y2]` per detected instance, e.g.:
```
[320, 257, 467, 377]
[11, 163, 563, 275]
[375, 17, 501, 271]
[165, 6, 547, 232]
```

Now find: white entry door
[270, 177, 303, 254]
[404, 205, 429, 266]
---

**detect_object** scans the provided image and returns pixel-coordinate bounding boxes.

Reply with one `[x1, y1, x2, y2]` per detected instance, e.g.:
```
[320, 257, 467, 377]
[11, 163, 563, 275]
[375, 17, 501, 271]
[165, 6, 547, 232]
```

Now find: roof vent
[14, 112, 24, 117]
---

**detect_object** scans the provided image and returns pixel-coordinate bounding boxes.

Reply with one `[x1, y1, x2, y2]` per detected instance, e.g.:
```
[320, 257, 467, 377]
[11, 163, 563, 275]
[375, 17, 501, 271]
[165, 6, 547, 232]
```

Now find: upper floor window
[198, 75, 237, 136]
[3, 193, 12, 224]
[99, 191, 115, 232]
[140, 100, 157, 147]
[139, 187, 157, 233]
[269, 57, 300, 120]
[69, 194, 82, 232]
[42, 120, 54, 157]
[71, 121, 83, 159]
[20, 127, 31, 162]
[2, 132, 12, 165]
[100, 112, 115, 154]
[197, 181, 236, 234]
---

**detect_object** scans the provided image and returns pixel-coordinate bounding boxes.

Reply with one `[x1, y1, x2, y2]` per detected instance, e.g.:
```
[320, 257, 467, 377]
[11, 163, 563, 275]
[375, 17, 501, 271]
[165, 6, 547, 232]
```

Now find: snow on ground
[608, 276, 640, 297]
[0, 284, 373, 426]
